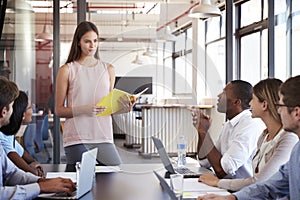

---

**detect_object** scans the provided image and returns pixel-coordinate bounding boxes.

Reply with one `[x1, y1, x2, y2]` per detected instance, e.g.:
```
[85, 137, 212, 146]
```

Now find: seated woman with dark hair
[0, 91, 44, 177]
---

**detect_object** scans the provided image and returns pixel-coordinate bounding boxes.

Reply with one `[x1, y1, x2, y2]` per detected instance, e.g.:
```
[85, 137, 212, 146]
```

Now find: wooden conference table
[37, 163, 227, 200]
[38, 163, 173, 200]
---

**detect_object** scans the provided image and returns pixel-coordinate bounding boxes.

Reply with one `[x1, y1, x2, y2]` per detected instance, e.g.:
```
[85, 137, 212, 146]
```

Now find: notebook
[152, 136, 207, 178]
[39, 148, 98, 199]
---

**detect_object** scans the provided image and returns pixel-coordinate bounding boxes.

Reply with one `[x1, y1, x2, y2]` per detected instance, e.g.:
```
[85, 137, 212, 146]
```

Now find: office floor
[46, 137, 162, 164]
[115, 138, 162, 164]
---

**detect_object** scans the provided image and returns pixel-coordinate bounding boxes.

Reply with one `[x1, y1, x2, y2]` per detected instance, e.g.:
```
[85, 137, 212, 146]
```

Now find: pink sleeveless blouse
[63, 60, 113, 147]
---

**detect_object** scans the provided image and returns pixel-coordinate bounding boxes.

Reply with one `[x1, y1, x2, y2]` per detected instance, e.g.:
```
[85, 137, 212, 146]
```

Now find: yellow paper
[96, 88, 148, 116]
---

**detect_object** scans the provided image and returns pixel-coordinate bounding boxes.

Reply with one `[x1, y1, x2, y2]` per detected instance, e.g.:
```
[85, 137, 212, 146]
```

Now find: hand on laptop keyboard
[38, 177, 76, 196]
[54, 192, 69, 197]
[54, 190, 77, 197]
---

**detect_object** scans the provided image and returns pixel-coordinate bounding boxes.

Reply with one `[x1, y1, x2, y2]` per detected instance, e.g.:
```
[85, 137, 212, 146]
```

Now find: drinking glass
[170, 174, 184, 200]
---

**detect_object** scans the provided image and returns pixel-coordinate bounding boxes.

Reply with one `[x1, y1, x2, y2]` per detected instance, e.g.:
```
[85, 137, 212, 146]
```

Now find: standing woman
[198, 78, 298, 191]
[55, 21, 132, 165]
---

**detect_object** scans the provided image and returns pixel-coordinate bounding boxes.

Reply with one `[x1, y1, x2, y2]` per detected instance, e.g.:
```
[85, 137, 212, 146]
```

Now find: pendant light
[35, 2, 53, 42]
[157, 26, 177, 42]
[132, 53, 144, 65]
[143, 46, 157, 57]
[188, 0, 221, 19]
[157, 0, 176, 42]
[35, 24, 53, 42]
[143, 27, 157, 57]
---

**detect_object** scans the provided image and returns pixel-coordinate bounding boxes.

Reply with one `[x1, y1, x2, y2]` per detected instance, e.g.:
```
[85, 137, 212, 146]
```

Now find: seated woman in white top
[198, 78, 299, 191]
[0, 91, 44, 177]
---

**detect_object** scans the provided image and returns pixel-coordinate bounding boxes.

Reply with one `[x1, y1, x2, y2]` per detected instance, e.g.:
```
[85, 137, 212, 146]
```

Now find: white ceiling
[3, 0, 224, 44]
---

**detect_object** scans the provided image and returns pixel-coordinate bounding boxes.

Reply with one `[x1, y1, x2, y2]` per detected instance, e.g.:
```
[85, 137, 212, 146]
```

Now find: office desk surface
[40, 163, 169, 200]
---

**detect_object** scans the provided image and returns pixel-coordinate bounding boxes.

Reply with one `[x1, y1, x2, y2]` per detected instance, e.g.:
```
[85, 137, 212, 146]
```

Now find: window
[240, 32, 262, 85]
[206, 40, 225, 96]
[205, 13, 225, 96]
[237, 0, 269, 84]
[220, 12, 226, 38]
[240, 34, 258, 83]
[186, 28, 192, 50]
[274, 15, 287, 80]
[206, 17, 221, 42]
[173, 27, 193, 95]
[240, 0, 262, 27]
[275, 0, 286, 15]
[163, 42, 174, 97]
[292, 2, 300, 76]
[175, 33, 185, 52]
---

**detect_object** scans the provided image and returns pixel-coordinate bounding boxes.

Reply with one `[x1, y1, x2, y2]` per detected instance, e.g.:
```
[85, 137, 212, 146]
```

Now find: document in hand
[96, 87, 148, 116]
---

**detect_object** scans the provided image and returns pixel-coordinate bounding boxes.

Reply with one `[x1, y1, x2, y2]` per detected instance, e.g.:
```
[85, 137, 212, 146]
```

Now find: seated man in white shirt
[0, 77, 76, 199]
[192, 80, 265, 179]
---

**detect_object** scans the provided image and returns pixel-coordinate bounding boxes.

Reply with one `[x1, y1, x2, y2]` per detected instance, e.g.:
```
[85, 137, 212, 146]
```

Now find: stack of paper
[167, 178, 230, 198]
[95, 166, 122, 173]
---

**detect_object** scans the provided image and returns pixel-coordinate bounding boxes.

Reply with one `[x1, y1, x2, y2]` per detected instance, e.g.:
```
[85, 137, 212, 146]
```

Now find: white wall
[100, 43, 157, 100]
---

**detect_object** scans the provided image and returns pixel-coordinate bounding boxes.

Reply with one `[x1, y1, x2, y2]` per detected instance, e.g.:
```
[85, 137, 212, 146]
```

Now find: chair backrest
[23, 123, 37, 159]
[34, 117, 45, 152]
[41, 114, 49, 140]
[24, 119, 51, 163]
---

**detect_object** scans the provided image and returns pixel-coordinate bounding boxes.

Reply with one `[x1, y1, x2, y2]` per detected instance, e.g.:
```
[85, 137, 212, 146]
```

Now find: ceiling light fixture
[188, 0, 221, 19]
[35, 4, 53, 42]
[132, 53, 144, 65]
[35, 24, 53, 42]
[156, 0, 176, 42]
[143, 26, 157, 57]
[143, 46, 157, 57]
[157, 26, 177, 42]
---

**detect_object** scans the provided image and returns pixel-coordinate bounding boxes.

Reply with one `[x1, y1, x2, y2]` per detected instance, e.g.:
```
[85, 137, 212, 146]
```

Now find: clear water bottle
[177, 135, 187, 168]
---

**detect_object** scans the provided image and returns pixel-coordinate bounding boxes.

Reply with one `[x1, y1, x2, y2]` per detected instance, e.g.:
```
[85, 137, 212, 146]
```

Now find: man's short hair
[0, 91, 28, 136]
[230, 80, 253, 110]
[280, 75, 300, 112]
[0, 76, 19, 117]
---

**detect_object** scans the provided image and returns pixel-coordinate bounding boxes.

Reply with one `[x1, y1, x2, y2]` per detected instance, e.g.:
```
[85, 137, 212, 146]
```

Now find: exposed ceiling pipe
[146, 3, 158, 14]
[156, 2, 199, 32]
[32, 3, 145, 10]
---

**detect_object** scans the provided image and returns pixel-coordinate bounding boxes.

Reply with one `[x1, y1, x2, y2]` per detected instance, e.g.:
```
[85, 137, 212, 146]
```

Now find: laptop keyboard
[52, 191, 77, 199]
[175, 167, 196, 174]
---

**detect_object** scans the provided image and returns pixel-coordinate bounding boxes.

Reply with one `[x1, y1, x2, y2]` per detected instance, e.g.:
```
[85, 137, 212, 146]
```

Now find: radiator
[119, 106, 208, 157]
[113, 111, 143, 148]
[140, 106, 198, 156]
[124, 111, 143, 148]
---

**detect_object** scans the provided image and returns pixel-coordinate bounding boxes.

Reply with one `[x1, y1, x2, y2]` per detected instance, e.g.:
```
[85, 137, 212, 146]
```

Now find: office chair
[30, 115, 51, 163]
[41, 114, 49, 140]
[23, 123, 37, 159]
[40, 114, 53, 147]
[34, 118, 45, 152]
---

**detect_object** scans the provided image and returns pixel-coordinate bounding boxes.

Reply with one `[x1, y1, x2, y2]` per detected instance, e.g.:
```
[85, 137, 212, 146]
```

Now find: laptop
[153, 171, 197, 200]
[152, 136, 207, 178]
[39, 148, 98, 199]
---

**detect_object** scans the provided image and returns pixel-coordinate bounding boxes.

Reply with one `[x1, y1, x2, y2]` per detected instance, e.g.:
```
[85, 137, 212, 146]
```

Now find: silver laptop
[39, 148, 98, 199]
[152, 136, 206, 178]
[153, 171, 197, 200]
